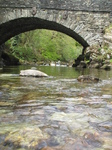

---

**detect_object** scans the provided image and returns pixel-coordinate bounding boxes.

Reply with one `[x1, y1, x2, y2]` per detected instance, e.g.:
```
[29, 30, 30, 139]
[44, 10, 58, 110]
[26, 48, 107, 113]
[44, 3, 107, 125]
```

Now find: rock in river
[4, 126, 49, 149]
[20, 69, 48, 77]
[77, 75, 100, 83]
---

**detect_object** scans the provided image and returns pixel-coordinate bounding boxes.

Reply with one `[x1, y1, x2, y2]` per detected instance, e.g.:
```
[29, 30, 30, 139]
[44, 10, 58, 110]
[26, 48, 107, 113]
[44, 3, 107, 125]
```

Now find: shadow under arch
[0, 17, 89, 48]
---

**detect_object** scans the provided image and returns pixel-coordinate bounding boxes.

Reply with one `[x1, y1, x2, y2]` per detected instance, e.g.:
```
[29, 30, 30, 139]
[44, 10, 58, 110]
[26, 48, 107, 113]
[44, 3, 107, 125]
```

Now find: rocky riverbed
[0, 66, 112, 150]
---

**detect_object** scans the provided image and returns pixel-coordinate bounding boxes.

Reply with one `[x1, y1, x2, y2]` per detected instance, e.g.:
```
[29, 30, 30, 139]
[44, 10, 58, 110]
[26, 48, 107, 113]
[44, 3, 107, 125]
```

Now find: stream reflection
[0, 66, 112, 150]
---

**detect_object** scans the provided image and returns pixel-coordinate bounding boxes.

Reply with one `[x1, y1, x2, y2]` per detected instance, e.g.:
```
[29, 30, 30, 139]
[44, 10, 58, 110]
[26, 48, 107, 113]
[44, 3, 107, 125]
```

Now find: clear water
[0, 65, 112, 150]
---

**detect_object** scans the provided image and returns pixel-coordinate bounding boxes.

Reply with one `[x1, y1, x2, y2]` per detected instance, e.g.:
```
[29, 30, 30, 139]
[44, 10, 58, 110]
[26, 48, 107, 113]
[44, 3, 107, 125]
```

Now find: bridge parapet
[0, 0, 112, 12]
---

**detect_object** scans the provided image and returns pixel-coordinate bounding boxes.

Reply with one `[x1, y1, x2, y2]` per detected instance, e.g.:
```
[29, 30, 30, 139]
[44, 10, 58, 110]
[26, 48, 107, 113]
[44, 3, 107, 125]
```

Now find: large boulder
[20, 69, 48, 77]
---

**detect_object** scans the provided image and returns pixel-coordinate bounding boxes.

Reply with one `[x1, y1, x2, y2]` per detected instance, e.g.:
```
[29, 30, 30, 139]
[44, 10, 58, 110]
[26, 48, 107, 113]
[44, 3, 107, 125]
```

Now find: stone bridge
[0, 0, 112, 49]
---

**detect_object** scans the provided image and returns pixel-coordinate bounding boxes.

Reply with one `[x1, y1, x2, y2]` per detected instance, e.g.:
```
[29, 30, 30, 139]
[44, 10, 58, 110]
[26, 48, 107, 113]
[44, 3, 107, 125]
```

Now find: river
[0, 65, 112, 150]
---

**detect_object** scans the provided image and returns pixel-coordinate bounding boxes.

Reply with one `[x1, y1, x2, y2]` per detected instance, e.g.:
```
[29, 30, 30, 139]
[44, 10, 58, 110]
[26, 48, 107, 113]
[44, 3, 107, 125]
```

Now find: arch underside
[0, 17, 89, 48]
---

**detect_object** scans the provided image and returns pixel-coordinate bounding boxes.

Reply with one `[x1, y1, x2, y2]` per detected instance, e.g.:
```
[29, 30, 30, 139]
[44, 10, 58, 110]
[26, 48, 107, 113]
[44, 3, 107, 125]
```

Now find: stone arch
[0, 17, 89, 48]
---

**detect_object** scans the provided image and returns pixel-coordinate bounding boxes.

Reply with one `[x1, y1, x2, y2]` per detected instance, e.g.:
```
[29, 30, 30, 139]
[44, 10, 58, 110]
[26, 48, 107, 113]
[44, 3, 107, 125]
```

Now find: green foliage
[85, 60, 90, 64]
[98, 48, 101, 52]
[105, 24, 112, 33]
[110, 59, 112, 63]
[5, 30, 82, 63]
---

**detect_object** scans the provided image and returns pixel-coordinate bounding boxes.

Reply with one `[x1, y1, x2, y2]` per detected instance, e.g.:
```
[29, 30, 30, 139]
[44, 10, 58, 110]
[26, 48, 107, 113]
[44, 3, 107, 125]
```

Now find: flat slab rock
[20, 69, 48, 77]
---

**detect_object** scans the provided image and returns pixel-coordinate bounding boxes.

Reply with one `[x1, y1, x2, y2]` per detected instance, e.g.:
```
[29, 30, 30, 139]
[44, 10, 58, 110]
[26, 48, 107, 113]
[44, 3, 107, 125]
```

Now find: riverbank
[72, 44, 112, 70]
[73, 24, 112, 70]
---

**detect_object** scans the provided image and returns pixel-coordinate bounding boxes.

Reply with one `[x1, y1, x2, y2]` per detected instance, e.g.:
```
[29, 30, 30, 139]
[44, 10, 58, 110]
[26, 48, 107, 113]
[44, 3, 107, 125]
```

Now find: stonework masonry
[0, 0, 112, 47]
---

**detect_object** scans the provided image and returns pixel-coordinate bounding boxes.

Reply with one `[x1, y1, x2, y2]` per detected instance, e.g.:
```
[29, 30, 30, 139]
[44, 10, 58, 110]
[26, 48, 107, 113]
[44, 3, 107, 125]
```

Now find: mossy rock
[101, 64, 112, 70]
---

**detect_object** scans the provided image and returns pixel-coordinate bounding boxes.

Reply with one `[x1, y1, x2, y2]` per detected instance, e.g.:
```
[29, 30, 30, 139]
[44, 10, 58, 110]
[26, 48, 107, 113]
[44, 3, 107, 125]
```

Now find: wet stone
[0, 134, 6, 145]
[4, 127, 49, 149]
[102, 137, 112, 149]
[60, 125, 69, 131]
[0, 91, 3, 96]
[0, 102, 14, 107]
[61, 138, 89, 150]
[83, 132, 103, 148]
[41, 146, 55, 150]
[46, 137, 60, 147]
[36, 140, 47, 150]
[98, 121, 112, 132]
[77, 75, 100, 83]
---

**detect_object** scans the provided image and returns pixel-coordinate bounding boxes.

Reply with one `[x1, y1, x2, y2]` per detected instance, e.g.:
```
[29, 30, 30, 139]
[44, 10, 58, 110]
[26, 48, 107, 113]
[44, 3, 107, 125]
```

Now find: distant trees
[5, 29, 82, 63]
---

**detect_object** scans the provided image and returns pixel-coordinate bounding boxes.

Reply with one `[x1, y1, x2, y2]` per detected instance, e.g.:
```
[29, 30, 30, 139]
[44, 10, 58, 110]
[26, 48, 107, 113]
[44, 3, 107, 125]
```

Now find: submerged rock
[0, 101, 14, 107]
[20, 69, 48, 77]
[42, 146, 55, 150]
[77, 75, 100, 83]
[4, 127, 49, 149]
[83, 132, 103, 147]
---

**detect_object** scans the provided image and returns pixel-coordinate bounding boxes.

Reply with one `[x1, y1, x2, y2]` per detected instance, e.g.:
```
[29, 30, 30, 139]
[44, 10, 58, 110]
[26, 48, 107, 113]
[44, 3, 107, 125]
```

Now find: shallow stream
[0, 66, 112, 150]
